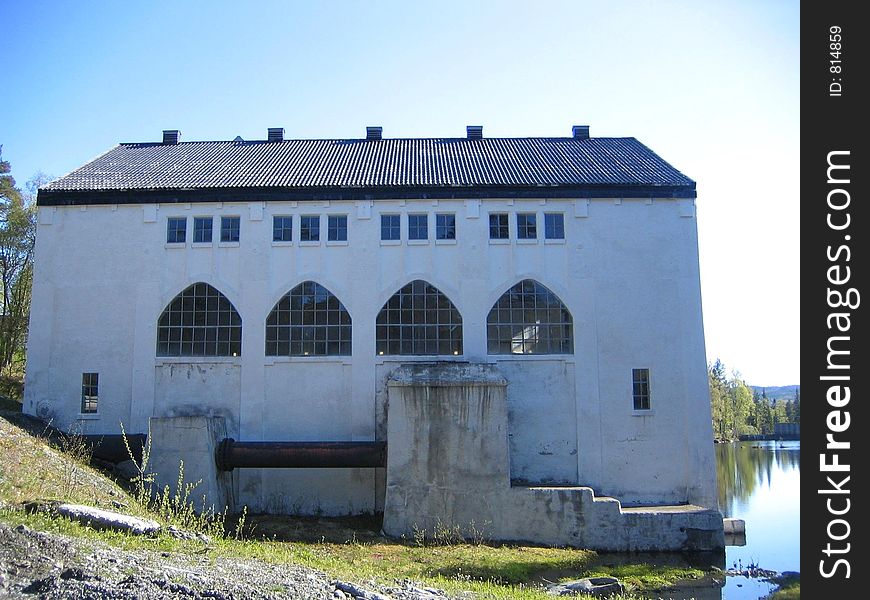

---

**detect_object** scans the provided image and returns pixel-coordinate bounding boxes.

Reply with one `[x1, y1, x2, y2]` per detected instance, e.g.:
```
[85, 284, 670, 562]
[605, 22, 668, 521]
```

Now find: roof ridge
[118, 136, 638, 145]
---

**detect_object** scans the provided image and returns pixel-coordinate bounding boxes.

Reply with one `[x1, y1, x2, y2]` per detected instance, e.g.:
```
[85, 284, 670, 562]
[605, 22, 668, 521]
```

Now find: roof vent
[466, 125, 483, 140]
[366, 126, 383, 141]
[572, 125, 590, 140]
[268, 128, 284, 142]
[162, 130, 181, 145]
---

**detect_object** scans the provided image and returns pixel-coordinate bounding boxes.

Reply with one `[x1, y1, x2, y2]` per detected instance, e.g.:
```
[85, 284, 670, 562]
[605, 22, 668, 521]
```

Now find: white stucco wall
[24, 195, 717, 512]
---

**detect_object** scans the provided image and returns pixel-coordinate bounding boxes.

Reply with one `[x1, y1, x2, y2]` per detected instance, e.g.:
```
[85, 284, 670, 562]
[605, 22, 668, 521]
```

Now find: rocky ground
[0, 522, 455, 600]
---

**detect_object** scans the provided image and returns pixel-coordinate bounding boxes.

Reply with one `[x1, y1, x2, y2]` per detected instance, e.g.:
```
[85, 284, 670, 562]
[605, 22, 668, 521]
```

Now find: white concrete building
[25, 125, 718, 518]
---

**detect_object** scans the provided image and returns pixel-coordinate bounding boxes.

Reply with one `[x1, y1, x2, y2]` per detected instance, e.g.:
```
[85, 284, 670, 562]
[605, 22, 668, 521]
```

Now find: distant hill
[750, 385, 799, 400]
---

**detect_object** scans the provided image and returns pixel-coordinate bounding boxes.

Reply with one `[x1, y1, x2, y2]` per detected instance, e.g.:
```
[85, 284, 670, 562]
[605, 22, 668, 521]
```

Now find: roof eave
[36, 183, 697, 207]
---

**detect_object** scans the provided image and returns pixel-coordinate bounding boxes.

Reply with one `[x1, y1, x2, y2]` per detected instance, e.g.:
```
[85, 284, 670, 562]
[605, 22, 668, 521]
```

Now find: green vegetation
[709, 359, 799, 440]
[0, 148, 41, 400]
[0, 411, 709, 599]
[766, 573, 800, 599]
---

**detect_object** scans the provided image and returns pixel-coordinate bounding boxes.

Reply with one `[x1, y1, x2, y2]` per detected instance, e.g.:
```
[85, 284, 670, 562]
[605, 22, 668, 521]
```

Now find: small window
[632, 368, 651, 410]
[517, 213, 537, 239]
[273, 216, 293, 242]
[489, 213, 509, 239]
[408, 214, 428, 240]
[221, 216, 240, 243]
[435, 213, 456, 240]
[381, 214, 400, 241]
[167, 217, 186, 244]
[81, 373, 99, 414]
[301, 215, 320, 241]
[544, 213, 565, 240]
[193, 217, 213, 243]
[328, 215, 348, 241]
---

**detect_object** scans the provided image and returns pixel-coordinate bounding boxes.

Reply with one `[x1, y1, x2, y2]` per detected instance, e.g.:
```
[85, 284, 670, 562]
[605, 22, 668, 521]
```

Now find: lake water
[716, 440, 801, 599]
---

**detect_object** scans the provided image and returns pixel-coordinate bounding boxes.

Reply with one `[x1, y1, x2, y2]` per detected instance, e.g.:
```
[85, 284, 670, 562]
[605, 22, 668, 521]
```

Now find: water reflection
[716, 441, 800, 600]
[716, 441, 800, 517]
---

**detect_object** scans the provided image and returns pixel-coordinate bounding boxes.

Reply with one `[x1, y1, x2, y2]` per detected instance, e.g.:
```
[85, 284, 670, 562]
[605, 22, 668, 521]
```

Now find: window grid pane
[273, 216, 293, 242]
[632, 368, 651, 410]
[486, 280, 572, 355]
[544, 213, 565, 239]
[517, 213, 537, 239]
[265, 281, 351, 356]
[381, 214, 400, 240]
[301, 216, 320, 241]
[193, 217, 213, 243]
[328, 215, 348, 241]
[489, 213, 509, 239]
[408, 214, 428, 240]
[167, 217, 186, 243]
[81, 372, 99, 413]
[376, 280, 462, 355]
[157, 283, 242, 357]
[435, 213, 456, 240]
[221, 216, 240, 242]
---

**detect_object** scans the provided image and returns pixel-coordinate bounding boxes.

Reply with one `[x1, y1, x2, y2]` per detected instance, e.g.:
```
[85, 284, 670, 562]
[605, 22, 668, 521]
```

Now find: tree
[709, 359, 729, 439]
[0, 148, 39, 373]
[727, 373, 753, 438]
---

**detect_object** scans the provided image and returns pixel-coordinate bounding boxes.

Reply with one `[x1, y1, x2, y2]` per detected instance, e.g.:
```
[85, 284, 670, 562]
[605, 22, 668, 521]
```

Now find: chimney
[366, 126, 383, 141]
[466, 125, 483, 140]
[268, 128, 284, 142]
[572, 125, 590, 140]
[162, 130, 181, 145]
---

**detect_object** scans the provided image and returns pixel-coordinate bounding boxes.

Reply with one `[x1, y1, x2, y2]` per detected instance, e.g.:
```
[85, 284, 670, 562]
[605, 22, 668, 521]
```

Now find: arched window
[157, 283, 242, 357]
[487, 280, 573, 355]
[266, 281, 351, 356]
[376, 280, 462, 356]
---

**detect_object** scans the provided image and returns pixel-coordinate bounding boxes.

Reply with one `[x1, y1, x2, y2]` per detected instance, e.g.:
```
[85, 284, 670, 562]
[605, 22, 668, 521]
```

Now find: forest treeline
[709, 359, 800, 441]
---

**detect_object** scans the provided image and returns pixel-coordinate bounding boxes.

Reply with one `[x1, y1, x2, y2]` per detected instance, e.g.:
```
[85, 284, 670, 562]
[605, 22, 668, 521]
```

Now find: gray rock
[335, 579, 395, 600]
[55, 503, 161, 535]
[547, 577, 624, 597]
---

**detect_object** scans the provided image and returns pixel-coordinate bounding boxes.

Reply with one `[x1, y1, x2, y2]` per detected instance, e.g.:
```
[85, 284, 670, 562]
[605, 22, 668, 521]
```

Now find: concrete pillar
[383, 362, 508, 538]
[148, 416, 234, 514]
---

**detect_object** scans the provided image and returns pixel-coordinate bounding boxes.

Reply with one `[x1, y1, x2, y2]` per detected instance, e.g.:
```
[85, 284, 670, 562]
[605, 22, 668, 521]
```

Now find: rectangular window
[381, 214, 400, 240]
[327, 215, 348, 241]
[220, 216, 240, 242]
[489, 213, 509, 239]
[81, 372, 99, 414]
[408, 214, 428, 240]
[273, 216, 293, 242]
[544, 213, 565, 240]
[301, 215, 320, 241]
[435, 213, 456, 240]
[632, 368, 651, 410]
[167, 217, 186, 244]
[517, 213, 537, 239]
[193, 217, 213, 243]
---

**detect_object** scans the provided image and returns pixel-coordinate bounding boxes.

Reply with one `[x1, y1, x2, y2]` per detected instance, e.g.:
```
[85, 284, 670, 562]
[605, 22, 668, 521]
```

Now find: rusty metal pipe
[215, 439, 386, 472]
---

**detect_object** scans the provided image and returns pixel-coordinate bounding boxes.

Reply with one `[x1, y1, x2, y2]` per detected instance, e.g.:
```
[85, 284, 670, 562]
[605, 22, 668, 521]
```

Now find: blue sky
[2, 1, 799, 385]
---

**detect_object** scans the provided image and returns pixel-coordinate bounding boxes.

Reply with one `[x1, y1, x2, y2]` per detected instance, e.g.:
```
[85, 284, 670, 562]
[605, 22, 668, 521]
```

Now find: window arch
[376, 280, 462, 356]
[487, 280, 573, 355]
[157, 283, 242, 357]
[266, 281, 351, 356]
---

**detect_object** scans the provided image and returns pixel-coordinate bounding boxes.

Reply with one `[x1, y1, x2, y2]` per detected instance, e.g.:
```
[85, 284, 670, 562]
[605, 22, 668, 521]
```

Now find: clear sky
[2, 0, 799, 386]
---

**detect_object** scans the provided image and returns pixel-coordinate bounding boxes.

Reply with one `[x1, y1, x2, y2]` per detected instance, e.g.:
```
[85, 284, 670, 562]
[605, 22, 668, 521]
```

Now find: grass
[765, 573, 800, 599]
[0, 410, 712, 599]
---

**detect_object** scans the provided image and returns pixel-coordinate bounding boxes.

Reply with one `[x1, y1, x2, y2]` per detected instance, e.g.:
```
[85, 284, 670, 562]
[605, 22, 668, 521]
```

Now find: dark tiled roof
[42, 137, 694, 196]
